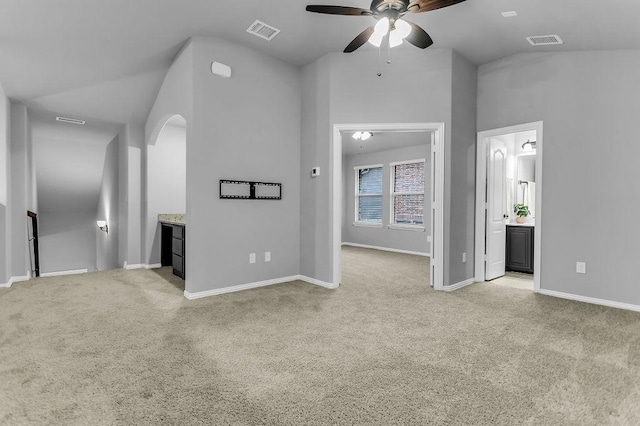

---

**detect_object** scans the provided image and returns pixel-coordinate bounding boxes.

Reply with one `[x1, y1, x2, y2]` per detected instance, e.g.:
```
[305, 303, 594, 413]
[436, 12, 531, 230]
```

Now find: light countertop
[158, 213, 186, 226]
[507, 221, 535, 227]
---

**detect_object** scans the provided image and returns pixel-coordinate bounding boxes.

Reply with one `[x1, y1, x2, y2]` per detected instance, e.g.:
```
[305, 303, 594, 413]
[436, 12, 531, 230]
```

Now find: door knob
[503, 214, 509, 219]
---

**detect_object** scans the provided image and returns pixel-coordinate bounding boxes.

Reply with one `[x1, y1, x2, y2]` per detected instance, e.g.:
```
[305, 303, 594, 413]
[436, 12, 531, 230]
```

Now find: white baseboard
[0, 275, 31, 288]
[297, 275, 338, 289]
[124, 263, 144, 270]
[41, 269, 88, 278]
[341, 242, 430, 257]
[443, 278, 475, 292]
[144, 263, 162, 269]
[538, 289, 640, 313]
[183, 274, 338, 300]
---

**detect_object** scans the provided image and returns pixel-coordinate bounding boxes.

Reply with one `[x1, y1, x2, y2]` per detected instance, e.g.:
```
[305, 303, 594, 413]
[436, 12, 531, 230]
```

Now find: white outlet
[249, 253, 256, 264]
[265, 251, 271, 262]
[427, 236, 432, 243]
[576, 262, 586, 274]
[462, 252, 467, 263]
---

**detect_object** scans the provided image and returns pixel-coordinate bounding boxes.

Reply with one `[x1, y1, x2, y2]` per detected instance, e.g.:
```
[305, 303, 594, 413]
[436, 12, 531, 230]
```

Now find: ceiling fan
[306, 0, 467, 53]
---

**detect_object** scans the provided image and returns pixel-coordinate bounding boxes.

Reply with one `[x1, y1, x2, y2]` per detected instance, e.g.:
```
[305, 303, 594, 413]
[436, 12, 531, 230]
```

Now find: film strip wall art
[219, 180, 282, 200]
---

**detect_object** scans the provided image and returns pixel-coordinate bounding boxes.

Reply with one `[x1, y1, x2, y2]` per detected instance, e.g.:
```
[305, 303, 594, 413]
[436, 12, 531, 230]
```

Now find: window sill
[388, 224, 426, 232]
[353, 222, 383, 228]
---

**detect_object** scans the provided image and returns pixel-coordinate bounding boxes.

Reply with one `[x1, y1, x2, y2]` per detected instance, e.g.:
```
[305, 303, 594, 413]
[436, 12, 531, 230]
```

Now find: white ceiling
[1, 0, 640, 127]
[342, 131, 430, 156]
[3, 0, 634, 218]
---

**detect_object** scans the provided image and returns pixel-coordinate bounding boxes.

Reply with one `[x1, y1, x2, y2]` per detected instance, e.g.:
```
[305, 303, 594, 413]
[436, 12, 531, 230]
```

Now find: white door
[485, 138, 508, 280]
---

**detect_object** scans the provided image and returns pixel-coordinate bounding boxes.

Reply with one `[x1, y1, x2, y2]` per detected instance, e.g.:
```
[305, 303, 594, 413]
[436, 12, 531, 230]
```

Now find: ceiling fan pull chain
[377, 44, 383, 77]
[387, 35, 392, 64]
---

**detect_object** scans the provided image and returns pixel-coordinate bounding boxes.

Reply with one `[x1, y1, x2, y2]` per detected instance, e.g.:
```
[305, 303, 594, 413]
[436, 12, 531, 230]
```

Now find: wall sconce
[97, 220, 108, 233]
[522, 140, 537, 151]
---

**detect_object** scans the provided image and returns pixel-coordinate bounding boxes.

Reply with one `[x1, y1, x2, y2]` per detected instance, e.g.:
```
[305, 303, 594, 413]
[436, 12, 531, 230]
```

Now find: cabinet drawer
[172, 225, 184, 239]
[172, 238, 183, 256]
[172, 254, 184, 279]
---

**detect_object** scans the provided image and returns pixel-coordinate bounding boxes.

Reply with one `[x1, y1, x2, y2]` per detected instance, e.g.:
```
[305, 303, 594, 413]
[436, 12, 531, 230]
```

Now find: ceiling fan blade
[407, 0, 466, 13]
[404, 21, 434, 49]
[344, 25, 376, 53]
[306, 5, 372, 16]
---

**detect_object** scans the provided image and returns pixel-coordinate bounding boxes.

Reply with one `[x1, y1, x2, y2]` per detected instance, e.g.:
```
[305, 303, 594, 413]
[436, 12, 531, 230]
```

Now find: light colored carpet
[489, 271, 535, 291]
[1, 246, 639, 425]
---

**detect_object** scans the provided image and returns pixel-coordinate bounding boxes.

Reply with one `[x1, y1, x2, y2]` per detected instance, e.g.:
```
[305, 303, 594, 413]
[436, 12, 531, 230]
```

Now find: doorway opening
[475, 121, 543, 292]
[332, 123, 445, 290]
[145, 114, 187, 274]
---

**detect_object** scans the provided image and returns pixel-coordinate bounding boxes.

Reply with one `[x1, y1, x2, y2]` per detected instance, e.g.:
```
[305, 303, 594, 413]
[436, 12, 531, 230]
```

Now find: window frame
[389, 159, 426, 231]
[354, 164, 384, 227]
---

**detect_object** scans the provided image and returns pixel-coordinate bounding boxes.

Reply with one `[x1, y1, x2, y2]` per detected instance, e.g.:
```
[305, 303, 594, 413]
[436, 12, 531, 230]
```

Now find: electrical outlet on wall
[250, 253, 256, 264]
[576, 262, 586, 274]
[265, 251, 271, 262]
[462, 252, 467, 263]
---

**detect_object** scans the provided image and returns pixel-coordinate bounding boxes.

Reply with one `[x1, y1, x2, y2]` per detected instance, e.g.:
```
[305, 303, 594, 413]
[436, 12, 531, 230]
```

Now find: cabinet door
[506, 226, 533, 273]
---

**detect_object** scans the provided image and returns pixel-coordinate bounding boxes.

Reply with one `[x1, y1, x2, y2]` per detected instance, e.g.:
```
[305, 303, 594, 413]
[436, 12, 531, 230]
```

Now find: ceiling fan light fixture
[368, 17, 390, 47]
[394, 19, 412, 39]
[353, 131, 373, 141]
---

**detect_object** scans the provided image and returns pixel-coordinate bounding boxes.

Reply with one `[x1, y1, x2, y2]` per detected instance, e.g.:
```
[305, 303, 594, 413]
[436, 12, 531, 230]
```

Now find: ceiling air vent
[526, 35, 563, 46]
[56, 116, 86, 125]
[247, 20, 281, 41]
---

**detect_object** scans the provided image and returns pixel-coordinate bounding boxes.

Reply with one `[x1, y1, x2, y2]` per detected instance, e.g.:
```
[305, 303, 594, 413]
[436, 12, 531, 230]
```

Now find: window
[391, 160, 425, 226]
[355, 165, 383, 224]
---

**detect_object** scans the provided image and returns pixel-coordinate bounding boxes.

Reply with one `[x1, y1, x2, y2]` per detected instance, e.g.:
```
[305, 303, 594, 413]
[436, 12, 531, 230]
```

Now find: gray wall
[144, 40, 193, 267]
[187, 37, 301, 293]
[118, 123, 144, 267]
[39, 211, 97, 273]
[301, 49, 477, 285]
[342, 144, 431, 254]
[448, 51, 477, 285]
[300, 55, 332, 282]
[145, 123, 186, 265]
[9, 103, 31, 279]
[0, 83, 8, 283]
[96, 136, 119, 271]
[477, 50, 640, 305]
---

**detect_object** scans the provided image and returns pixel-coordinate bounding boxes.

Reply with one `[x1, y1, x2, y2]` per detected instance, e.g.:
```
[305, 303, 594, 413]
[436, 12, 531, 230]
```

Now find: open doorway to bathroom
[475, 122, 543, 292]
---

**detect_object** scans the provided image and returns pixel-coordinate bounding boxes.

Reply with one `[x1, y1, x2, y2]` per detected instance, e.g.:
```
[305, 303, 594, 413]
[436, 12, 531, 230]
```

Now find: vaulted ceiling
[1, 0, 639, 127]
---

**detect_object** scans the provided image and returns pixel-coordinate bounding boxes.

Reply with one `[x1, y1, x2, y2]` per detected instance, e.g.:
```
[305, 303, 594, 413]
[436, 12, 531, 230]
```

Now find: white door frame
[332, 122, 445, 290]
[474, 121, 543, 292]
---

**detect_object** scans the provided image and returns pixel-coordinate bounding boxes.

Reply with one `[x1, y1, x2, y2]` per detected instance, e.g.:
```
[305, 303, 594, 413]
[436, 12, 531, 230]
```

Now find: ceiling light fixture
[522, 140, 537, 151]
[501, 11, 517, 18]
[56, 116, 85, 125]
[368, 18, 412, 48]
[96, 220, 108, 233]
[352, 131, 373, 141]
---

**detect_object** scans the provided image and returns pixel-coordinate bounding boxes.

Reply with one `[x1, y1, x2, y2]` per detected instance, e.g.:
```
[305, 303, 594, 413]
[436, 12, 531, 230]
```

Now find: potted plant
[513, 203, 530, 224]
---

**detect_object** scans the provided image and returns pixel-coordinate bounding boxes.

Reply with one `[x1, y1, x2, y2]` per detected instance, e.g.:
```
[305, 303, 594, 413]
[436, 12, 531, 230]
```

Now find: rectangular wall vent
[526, 35, 563, 46]
[55, 116, 86, 125]
[247, 20, 281, 41]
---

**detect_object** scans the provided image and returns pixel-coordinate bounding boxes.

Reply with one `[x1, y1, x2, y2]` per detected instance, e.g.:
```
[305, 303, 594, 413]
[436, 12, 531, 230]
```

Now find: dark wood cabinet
[506, 225, 534, 274]
[161, 223, 186, 279]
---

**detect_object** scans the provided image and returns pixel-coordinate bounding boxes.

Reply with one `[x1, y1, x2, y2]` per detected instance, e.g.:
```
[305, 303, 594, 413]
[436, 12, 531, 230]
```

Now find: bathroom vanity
[159, 214, 186, 279]
[506, 223, 534, 274]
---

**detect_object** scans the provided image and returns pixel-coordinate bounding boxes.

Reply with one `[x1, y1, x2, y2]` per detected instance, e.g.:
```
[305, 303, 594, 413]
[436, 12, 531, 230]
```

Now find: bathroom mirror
[516, 154, 536, 216]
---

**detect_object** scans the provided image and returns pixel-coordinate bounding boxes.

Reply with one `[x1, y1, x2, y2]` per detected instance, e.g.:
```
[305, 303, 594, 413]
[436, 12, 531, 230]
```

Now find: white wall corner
[124, 263, 144, 270]
[144, 263, 162, 269]
[341, 242, 430, 257]
[183, 275, 338, 300]
[443, 278, 475, 292]
[40, 269, 88, 278]
[1, 275, 30, 288]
